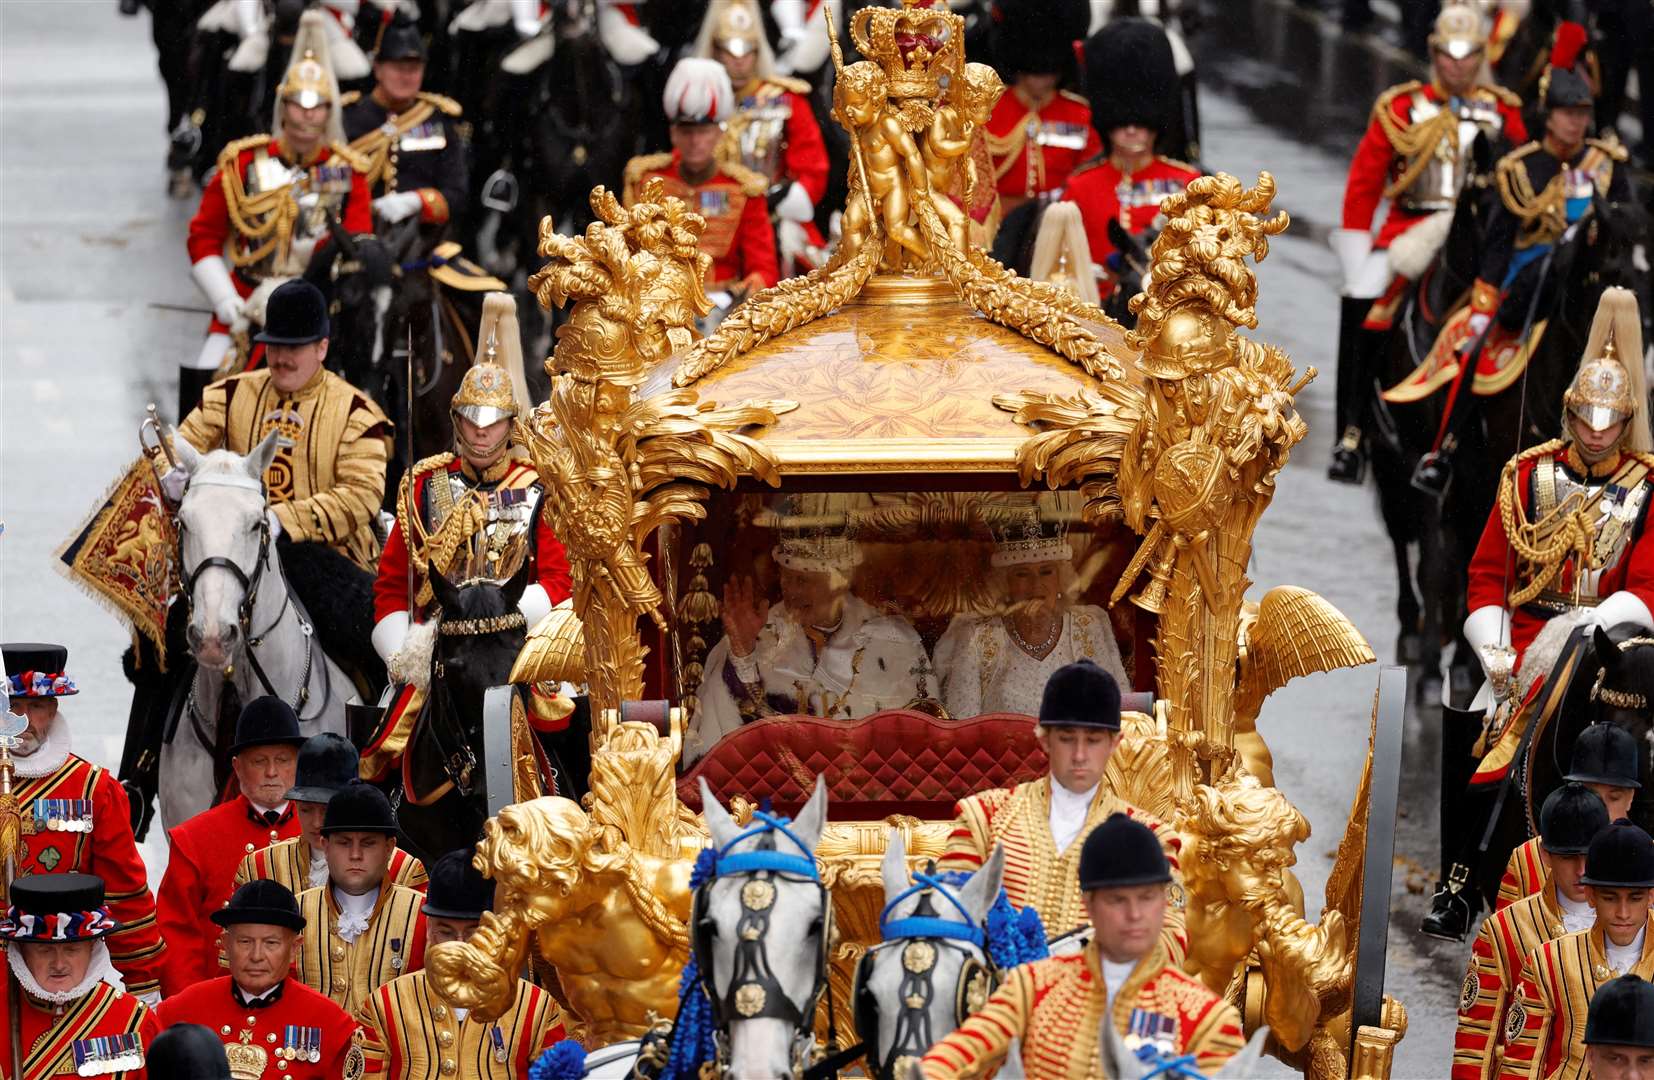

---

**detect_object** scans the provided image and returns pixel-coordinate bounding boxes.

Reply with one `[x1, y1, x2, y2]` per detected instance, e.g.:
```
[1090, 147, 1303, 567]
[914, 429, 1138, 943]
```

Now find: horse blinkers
[691, 872, 833, 1031]
[849, 938, 996, 1078]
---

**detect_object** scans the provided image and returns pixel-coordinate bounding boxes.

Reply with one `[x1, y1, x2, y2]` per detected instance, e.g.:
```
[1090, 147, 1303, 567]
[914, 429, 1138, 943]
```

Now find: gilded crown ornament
[990, 508, 1072, 567]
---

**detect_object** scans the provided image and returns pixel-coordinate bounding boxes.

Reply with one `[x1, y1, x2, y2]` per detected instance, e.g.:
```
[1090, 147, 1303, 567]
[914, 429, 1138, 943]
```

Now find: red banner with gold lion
[56, 456, 176, 660]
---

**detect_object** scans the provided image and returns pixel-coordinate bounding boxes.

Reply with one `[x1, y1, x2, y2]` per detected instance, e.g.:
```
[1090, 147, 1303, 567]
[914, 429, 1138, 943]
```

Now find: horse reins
[424, 608, 528, 796]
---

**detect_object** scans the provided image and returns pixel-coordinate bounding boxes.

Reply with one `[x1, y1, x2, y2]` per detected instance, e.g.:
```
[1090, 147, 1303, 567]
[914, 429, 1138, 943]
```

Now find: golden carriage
[428, 4, 1409, 1076]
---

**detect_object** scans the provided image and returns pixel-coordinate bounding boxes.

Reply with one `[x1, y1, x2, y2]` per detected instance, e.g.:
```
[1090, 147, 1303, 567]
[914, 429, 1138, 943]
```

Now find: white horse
[162, 431, 349, 828]
[855, 831, 1006, 1080]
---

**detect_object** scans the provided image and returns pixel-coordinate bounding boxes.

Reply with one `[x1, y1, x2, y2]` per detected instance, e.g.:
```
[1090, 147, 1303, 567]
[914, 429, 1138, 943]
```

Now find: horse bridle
[851, 869, 995, 1079]
[692, 811, 833, 1078]
[424, 609, 528, 796]
[174, 475, 325, 723]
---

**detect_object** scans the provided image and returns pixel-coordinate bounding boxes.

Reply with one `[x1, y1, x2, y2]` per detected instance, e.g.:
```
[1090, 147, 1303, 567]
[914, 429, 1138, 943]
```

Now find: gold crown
[850, 0, 963, 101]
[990, 509, 1072, 568]
[224, 1039, 270, 1080]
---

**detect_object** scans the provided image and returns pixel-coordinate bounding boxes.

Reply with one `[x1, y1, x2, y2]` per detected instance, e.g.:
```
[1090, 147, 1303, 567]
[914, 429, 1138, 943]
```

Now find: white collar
[1100, 957, 1135, 1003]
[308, 846, 329, 890]
[1606, 924, 1649, 973]
[1050, 779, 1100, 813]
[248, 799, 290, 818]
[236, 980, 281, 1004]
[334, 885, 380, 919]
[6, 941, 123, 1006]
[10, 719, 73, 778]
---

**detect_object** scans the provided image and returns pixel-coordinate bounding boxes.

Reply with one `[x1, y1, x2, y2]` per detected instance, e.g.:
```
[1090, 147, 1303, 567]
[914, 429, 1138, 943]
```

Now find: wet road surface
[0, 0, 1458, 1072]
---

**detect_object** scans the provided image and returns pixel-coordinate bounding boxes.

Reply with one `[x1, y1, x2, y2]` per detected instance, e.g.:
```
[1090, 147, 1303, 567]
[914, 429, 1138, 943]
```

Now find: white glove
[1463, 604, 1513, 714]
[1328, 228, 1374, 289]
[1466, 312, 1492, 341]
[265, 509, 283, 540]
[520, 583, 552, 629]
[373, 191, 424, 224]
[510, 0, 543, 37]
[772, 0, 807, 34]
[1593, 591, 1654, 632]
[159, 467, 188, 502]
[596, 2, 661, 65]
[232, 0, 262, 38]
[372, 611, 411, 665]
[191, 255, 244, 327]
[775, 181, 815, 224]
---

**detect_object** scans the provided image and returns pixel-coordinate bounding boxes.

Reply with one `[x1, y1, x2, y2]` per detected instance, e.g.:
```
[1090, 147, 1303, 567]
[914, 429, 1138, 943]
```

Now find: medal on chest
[72, 1034, 144, 1076]
[24, 797, 94, 834]
[278, 1025, 324, 1064]
[1123, 1007, 1178, 1055]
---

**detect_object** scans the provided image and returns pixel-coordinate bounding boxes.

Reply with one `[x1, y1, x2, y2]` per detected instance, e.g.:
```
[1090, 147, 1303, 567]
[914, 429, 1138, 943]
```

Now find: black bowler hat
[211, 879, 306, 931]
[147, 1024, 233, 1080]
[375, 12, 427, 62]
[254, 280, 330, 346]
[229, 696, 307, 756]
[1588, 974, 1654, 1048]
[1078, 813, 1172, 890]
[423, 849, 496, 920]
[1039, 659, 1122, 731]
[285, 733, 361, 803]
[1581, 819, 1654, 889]
[321, 781, 399, 836]
[1567, 724, 1642, 789]
[1542, 782, 1611, 856]
[1, 642, 78, 698]
[0, 873, 118, 942]
[1544, 66, 1595, 112]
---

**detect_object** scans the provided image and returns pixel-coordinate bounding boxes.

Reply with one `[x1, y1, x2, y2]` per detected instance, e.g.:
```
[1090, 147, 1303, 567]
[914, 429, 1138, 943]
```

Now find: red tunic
[624, 152, 780, 290]
[1467, 449, 1654, 664]
[155, 796, 300, 997]
[372, 456, 572, 623]
[1341, 82, 1527, 249]
[187, 137, 373, 332]
[0, 977, 159, 1080]
[1063, 155, 1201, 297]
[14, 754, 166, 998]
[985, 88, 1102, 200]
[733, 81, 829, 207]
[155, 977, 358, 1080]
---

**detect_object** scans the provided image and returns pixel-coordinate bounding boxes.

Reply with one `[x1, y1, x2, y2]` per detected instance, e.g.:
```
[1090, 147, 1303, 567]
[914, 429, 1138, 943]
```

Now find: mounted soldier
[981, 0, 1098, 217]
[1424, 287, 1654, 940]
[341, 13, 468, 251]
[1327, 4, 1527, 485]
[183, 9, 373, 420]
[2, 643, 166, 1002]
[364, 293, 571, 782]
[920, 814, 1244, 1078]
[1063, 17, 1201, 308]
[623, 58, 780, 305]
[694, 0, 829, 276]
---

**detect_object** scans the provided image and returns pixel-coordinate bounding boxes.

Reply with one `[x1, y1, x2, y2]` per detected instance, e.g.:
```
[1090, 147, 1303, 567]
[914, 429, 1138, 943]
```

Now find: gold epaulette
[761, 75, 812, 97]
[1627, 449, 1654, 472]
[329, 141, 370, 174]
[1480, 83, 1523, 109]
[622, 151, 675, 205]
[215, 133, 273, 176]
[722, 158, 771, 198]
[1059, 89, 1090, 107]
[1067, 155, 1107, 180]
[340, 89, 362, 108]
[1494, 142, 1554, 219]
[411, 451, 457, 479]
[1589, 133, 1629, 162]
[1371, 80, 1424, 124]
[417, 91, 463, 117]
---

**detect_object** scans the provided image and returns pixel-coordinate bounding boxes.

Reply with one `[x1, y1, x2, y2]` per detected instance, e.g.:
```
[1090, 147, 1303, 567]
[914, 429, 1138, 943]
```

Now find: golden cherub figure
[831, 60, 927, 269]
[919, 62, 1002, 252]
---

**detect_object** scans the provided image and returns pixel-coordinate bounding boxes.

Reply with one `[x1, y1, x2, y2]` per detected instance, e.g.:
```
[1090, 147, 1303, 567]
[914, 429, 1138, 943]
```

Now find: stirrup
[1420, 863, 1477, 941]
[1411, 450, 1453, 499]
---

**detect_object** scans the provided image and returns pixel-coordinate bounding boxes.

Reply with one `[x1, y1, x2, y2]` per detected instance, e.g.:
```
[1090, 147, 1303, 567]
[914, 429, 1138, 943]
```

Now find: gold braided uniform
[177, 368, 392, 571]
[234, 837, 429, 895]
[1453, 877, 1566, 1080]
[1499, 912, 1654, 1079]
[356, 972, 567, 1078]
[295, 883, 427, 1017]
[918, 939, 1244, 1079]
[939, 777, 1187, 959]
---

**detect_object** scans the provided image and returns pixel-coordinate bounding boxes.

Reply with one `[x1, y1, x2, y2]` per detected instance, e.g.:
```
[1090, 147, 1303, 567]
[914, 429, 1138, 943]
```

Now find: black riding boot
[1423, 756, 1500, 942]
[177, 366, 217, 424]
[1328, 295, 1376, 485]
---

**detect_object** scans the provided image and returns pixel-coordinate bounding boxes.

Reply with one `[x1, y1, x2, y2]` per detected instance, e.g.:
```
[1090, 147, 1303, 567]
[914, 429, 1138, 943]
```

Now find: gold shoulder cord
[348, 98, 438, 191]
[1499, 441, 1638, 606]
[218, 139, 301, 270]
[1373, 84, 1457, 201]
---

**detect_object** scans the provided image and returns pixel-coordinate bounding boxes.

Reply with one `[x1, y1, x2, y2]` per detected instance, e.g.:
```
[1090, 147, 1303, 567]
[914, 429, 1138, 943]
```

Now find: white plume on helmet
[664, 57, 735, 124]
[272, 10, 348, 147]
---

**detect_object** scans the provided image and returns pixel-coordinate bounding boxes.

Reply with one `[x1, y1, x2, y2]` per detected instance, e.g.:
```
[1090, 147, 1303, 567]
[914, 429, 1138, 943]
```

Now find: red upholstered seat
[679, 710, 1049, 818]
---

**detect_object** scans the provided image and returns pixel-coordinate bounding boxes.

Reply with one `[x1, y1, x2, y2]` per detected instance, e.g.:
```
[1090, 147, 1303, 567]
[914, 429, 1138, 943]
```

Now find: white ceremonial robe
[934, 605, 1127, 719]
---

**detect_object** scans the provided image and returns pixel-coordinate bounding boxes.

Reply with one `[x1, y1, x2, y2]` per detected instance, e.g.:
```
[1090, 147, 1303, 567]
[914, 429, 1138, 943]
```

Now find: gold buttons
[432, 1006, 447, 1020]
[331, 946, 345, 960]
[441, 1060, 457, 1075]
[437, 1031, 453, 1047]
[245, 842, 256, 853]
[221, 1025, 231, 1035]
[267, 1033, 278, 1044]
[333, 978, 347, 992]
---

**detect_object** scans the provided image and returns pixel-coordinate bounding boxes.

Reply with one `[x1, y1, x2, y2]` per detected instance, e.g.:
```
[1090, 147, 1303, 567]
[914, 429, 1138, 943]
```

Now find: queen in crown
[935, 508, 1128, 718]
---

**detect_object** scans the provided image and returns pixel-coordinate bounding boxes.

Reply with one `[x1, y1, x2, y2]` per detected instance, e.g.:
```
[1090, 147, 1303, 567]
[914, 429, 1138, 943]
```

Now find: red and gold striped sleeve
[1496, 839, 1543, 912]
[1183, 993, 1247, 1074]
[918, 961, 1035, 1079]
[390, 848, 429, 893]
[937, 789, 1007, 874]
[1455, 911, 1514, 1079]
[1496, 949, 1554, 1080]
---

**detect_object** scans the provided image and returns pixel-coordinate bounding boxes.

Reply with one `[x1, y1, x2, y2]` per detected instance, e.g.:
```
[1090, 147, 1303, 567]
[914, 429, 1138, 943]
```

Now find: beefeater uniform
[987, 89, 1102, 206]
[1499, 913, 1654, 1080]
[177, 368, 394, 573]
[342, 89, 469, 231]
[3, 647, 165, 1000]
[917, 939, 1244, 1079]
[622, 151, 780, 292]
[155, 976, 361, 1080]
[938, 777, 1187, 961]
[235, 837, 429, 896]
[155, 797, 300, 997]
[294, 883, 427, 1017]
[0, 979, 159, 1080]
[1454, 879, 1569, 1079]
[357, 973, 566, 1078]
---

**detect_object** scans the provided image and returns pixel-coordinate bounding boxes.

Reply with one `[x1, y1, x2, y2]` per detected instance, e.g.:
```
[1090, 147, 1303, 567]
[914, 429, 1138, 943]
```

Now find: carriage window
[673, 491, 1141, 764]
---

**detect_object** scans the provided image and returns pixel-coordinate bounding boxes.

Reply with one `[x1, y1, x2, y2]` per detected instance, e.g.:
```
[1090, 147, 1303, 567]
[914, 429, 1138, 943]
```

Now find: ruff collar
[7, 941, 124, 1008]
[11, 718, 73, 779]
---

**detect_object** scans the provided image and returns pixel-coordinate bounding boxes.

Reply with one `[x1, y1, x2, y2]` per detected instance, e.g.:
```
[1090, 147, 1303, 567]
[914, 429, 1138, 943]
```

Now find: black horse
[393, 562, 592, 866]
[304, 221, 398, 437]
